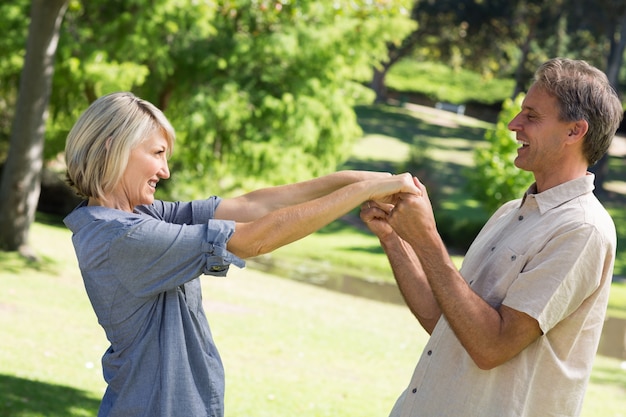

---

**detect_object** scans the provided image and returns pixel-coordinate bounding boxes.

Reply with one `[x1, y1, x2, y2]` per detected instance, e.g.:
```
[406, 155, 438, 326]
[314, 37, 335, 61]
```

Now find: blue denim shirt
[64, 198, 245, 417]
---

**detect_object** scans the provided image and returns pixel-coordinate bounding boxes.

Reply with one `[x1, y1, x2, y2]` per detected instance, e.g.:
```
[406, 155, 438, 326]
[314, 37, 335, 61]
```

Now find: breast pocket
[471, 246, 528, 308]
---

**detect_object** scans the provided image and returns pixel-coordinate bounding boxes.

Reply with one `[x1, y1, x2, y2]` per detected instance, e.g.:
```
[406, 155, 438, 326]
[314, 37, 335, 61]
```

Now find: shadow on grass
[0, 374, 100, 417]
[0, 212, 68, 274]
[355, 104, 487, 145]
[35, 211, 66, 227]
[0, 251, 60, 275]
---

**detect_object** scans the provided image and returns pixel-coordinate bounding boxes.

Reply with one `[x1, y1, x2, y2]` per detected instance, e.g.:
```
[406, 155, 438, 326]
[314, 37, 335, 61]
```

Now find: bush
[436, 211, 485, 252]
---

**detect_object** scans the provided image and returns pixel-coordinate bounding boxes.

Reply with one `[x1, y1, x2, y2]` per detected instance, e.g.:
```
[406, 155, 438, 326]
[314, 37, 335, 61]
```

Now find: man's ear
[566, 120, 589, 143]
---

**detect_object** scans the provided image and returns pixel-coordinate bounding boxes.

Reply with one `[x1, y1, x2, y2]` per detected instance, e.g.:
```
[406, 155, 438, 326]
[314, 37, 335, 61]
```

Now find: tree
[371, 0, 538, 103]
[0, 0, 69, 254]
[160, 1, 414, 197]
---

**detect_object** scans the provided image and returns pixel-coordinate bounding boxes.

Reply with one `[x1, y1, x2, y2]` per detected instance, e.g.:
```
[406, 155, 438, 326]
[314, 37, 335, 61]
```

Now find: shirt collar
[520, 173, 596, 214]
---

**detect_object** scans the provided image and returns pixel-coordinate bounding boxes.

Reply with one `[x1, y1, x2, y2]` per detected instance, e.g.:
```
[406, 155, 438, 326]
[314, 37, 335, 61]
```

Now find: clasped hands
[361, 175, 434, 242]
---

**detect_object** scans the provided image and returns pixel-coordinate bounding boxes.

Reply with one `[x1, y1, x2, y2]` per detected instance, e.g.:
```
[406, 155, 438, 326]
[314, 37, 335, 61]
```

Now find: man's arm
[387, 180, 542, 370]
[361, 203, 441, 333]
[406, 228, 542, 369]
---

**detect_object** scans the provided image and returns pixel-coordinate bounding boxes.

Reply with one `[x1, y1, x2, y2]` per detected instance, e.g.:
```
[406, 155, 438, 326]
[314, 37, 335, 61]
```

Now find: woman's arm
[215, 170, 392, 222]
[225, 173, 418, 259]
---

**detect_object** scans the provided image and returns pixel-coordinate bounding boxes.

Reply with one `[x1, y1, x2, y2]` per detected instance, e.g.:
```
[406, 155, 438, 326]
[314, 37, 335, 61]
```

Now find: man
[361, 58, 623, 417]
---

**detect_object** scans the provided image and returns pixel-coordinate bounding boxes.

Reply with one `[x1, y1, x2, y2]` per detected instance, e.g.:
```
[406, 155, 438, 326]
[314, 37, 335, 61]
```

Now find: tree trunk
[0, 0, 69, 254]
[512, 15, 537, 99]
[605, 13, 626, 92]
[371, 65, 389, 104]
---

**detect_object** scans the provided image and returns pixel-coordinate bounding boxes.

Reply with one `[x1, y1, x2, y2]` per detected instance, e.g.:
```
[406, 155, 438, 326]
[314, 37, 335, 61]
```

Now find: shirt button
[427, 350, 433, 356]
[490, 246, 495, 251]
[518, 215, 524, 221]
[511, 255, 517, 261]
[412, 388, 417, 393]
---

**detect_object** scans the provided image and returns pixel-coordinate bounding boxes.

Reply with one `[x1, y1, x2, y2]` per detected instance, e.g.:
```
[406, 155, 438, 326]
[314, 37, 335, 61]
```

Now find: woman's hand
[367, 173, 422, 203]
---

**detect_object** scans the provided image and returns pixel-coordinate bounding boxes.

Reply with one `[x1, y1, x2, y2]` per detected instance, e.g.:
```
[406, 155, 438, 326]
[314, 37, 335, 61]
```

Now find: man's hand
[387, 177, 436, 244]
[360, 200, 396, 240]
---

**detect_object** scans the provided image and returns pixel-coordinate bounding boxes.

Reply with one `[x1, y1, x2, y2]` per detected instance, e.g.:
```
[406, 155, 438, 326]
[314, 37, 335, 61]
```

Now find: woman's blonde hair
[65, 92, 175, 199]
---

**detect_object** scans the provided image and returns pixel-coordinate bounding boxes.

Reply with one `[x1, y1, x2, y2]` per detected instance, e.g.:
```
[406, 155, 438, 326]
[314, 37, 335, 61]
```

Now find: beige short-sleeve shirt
[390, 174, 616, 417]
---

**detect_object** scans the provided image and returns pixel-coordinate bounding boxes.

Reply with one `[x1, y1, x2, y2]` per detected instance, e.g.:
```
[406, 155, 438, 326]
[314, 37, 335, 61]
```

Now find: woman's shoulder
[64, 203, 147, 234]
[135, 197, 222, 224]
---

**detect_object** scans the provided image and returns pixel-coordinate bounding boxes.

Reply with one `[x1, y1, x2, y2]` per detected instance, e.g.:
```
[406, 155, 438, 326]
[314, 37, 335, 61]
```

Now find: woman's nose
[160, 161, 170, 179]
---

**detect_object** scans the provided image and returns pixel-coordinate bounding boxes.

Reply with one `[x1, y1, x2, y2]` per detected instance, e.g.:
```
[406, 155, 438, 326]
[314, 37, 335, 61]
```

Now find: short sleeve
[502, 224, 608, 333]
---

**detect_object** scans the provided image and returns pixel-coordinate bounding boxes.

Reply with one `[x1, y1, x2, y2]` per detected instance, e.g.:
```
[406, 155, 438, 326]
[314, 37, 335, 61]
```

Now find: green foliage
[0, 0, 30, 158]
[47, 0, 210, 159]
[467, 93, 534, 213]
[18, 0, 412, 199]
[158, 0, 416, 197]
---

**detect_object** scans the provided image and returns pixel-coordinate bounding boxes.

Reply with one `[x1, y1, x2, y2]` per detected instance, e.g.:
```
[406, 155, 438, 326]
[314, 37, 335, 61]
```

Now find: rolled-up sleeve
[203, 219, 246, 275]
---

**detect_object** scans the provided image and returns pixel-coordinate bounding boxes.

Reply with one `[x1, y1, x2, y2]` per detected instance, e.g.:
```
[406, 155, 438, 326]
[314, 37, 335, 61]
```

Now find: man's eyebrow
[521, 104, 538, 112]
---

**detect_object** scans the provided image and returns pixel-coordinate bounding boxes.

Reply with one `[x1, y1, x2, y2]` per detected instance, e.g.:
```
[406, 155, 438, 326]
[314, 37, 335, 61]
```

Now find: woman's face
[108, 131, 170, 212]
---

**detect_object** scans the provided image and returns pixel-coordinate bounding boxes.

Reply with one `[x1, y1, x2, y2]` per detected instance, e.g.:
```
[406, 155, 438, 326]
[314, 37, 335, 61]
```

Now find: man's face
[508, 84, 575, 185]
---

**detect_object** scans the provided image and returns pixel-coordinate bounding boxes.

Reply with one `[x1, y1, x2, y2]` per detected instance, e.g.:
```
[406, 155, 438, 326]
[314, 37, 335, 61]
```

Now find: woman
[63, 92, 419, 417]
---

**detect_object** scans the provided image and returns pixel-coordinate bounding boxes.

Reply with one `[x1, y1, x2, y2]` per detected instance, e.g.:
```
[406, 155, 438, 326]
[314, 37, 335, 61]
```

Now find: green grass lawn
[385, 60, 515, 105]
[0, 221, 106, 416]
[1, 219, 625, 417]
